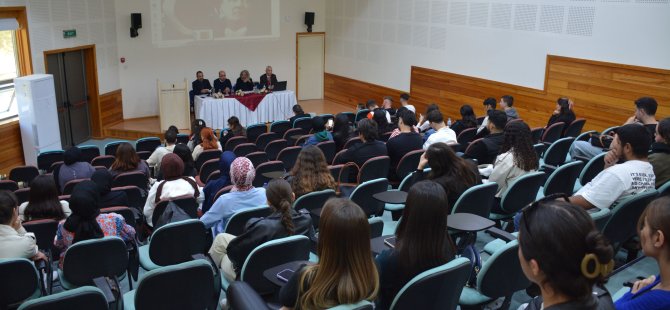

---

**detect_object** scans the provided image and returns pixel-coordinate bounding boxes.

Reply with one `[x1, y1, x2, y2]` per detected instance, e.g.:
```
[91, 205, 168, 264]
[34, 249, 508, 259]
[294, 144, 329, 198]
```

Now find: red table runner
[226, 93, 266, 112]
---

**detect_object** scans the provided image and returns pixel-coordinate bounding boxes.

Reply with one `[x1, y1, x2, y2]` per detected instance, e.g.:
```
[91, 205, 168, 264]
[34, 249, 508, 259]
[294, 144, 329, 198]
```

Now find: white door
[297, 33, 325, 100]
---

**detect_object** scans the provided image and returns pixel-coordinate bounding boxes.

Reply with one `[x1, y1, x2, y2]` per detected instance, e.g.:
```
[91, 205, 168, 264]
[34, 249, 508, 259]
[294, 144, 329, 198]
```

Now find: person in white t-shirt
[399, 93, 415, 114]
[423, 110, 457, 150]
[147, 129, 178, 176]
[570, 123, 656, 210]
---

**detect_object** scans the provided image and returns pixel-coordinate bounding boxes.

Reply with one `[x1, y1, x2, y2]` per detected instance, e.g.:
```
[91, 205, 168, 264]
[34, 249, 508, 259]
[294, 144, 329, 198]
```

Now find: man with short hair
[500, 95, 518, 120]
[399, 93, 415, 113]
[335, 118, 388, 181]
[192, 70, 212, 94]
[570, 123, 656, 210]
[0, 191, 46, 261]
[423, 110, 457, 150]
[464, 110, 508, 165]
[259, 66, 278, 89]
[387, 109, 423, 180]
[147, 129, 178, 176]
[213, 70, 232, 94]
[366, 99, 391, 123]
[382, 96, 395, 116]
[476, 97, 498, 135]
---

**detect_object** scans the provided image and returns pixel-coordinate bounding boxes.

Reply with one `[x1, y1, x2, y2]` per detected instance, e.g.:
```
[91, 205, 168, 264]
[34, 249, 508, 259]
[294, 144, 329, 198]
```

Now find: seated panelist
[192, 70, 212, 95]
[213, 70, 232, 95]
[259, 66, 278, 89]
[235, 70, 254, 91]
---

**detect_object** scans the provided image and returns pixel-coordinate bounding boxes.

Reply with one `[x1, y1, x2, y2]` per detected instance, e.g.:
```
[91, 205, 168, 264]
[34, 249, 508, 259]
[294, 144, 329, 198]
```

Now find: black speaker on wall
[130, 13, 142, 38]
[304, 12, 315, 32]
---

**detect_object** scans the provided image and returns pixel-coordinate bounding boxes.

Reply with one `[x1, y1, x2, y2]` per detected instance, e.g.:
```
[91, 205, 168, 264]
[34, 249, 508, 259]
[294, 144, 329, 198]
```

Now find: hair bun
[584, 230, 614, 264]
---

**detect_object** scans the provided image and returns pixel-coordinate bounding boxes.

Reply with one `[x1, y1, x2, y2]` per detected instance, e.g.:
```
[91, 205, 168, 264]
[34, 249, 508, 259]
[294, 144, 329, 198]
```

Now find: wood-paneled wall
[325, 73, 405, 109]
[100, 89, 124, 128]
[410, 56, 670, 131]
[0, 119, 23, 175]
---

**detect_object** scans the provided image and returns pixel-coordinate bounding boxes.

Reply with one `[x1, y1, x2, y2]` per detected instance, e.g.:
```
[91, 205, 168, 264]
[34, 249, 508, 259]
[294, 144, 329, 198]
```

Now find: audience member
[386, 109, 422, 180]
[373, 109, 396, 137]
[399, 93, 415, 113]
[570, 123, 655, 210]
[289, 146, 336, 198]
[109, 143, 150, 181]
[289, 104, 311, 125]
[192, 127, 222, 161]
[501, 95, 519, 120]
[450, 104, 478, 136]
[335, 118, 388, 181]
[202, 152, 236, 214]
[90, 169, 129, 209]
[200, 157, 266, 235]
[423, 110, 457, 150]
[54, 181, 135, 267]
[463, 110, 508, 165]
[192, 70, 212, 95]
[220, 116, 247, 148]
[375, 181, 457, 309]
[57, 146, 95, 191]
[188, 119, 207, 151]
[366, 100, 391, 123]
[0, 191, 46, 261]
[279, 198, 378, 309]
[518, 199, 614, 310]
[235, 70, 254, 91]
[259, 66, 278, 89]
[650, 118, 670, 188]
[382, 96, 395, 116]
[144, 154, 201, 226]
[614, 197, 670, 310]
[488, 121, 539, 210]
[169, 144, 198, 179]
[546, 97, 576, 130]
[19, 175, 70, 222]
[418, 103, 439, 133]
[476, 97, 498, 135]
[213, 70, 233, 95]
[415, 143, 481, 210]
[332, 112, 354, 151]
[147, 128, 177, 176]
[209, 179, 314, 281]
[303, 116, 333, 147]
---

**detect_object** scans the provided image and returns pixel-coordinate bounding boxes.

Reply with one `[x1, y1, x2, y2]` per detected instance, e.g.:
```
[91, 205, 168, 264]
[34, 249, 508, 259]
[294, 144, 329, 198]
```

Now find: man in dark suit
[213, 70, 232, 95]
[259, 66, 278, 89]
[192, 70, 212, 95]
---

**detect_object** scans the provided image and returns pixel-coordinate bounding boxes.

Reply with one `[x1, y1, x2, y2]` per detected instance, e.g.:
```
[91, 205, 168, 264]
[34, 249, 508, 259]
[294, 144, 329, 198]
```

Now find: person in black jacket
[450, 104, 478, 137]
[386, 109, 422, 181]
[213, 70, 232, 95]
[289, 104, 311, 126]
[208, 179, 315, 281]
[192, 71, 212, 95]
[90, 169, 129, 209]
[259, 66, 278, 89]
[332, 112, 354, 151]
[463, 110, 508, 165]
[546, 97, 576, 132]
[335, 118, 387, 181]
[235, 70, 254, 91]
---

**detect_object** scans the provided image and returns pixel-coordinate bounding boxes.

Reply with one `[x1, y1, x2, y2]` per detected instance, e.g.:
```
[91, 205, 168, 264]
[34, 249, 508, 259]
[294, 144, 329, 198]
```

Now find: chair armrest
[93, 277, 117, 304]
[486, 227, 517, 242]
[227, 281, 271, 310]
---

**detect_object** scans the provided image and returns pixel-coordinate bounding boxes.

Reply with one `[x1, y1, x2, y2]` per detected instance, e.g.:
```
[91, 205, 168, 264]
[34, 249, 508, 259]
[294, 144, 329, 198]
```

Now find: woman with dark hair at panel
[373, 109, 396, 137]
[19, 175, 70, 222]
[332, 112, 354, 151]
[220, 116, 247, 148]
[57, 146, 96, 191]
[375, 181, 457, 309]
[143, 153, 201, 227]
[90, 169, 129, 209]
[546, 97, 576, 129]
[209, 179, 315, 282]
[54, 181, 135, 268]
[192, 127, 222, 161]
[289, 104, 311, 125]
[615, 197, 670, 310]
[518, 199, 614, 309]
[649, 118, 670, 188]
[109, 142, 150, 180]
[450, 104, 478, 136]
[289, 146, 336, 198]
[488, 121, 539, 212]
[279, 198, 379, 309]
[188, 119, 206, 151]
[202, 151, 236, 214]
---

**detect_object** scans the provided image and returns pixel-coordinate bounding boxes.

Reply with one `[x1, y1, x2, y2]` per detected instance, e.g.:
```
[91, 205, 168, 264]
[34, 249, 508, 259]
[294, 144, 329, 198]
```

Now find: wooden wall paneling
[0, 120, 24, 175]
[324, 73, 406, 109]
[99, 89, 124, 128]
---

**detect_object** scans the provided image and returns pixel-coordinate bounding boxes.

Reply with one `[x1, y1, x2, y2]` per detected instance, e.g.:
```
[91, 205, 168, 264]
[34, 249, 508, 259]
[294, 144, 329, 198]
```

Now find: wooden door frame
[44, 45, 102, 139]
[295, 32, 325, 100]
[0, 7, 33, 76]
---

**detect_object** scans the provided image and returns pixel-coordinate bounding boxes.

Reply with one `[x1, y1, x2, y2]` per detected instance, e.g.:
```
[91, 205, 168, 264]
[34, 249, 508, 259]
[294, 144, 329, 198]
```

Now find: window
[0, 29, 18, 119]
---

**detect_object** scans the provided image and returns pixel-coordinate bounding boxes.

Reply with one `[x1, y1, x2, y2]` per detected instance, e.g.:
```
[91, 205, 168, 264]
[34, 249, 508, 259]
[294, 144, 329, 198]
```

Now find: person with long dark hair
[209, 179, 314, 282]
[188, 119, 206, 151]
[57, 146, 95, 191]
[220, 116, 247, 148]
[546, 97, 576, 130]
[19, 175, 69, 222]
[290, 104, 310, 125]
[159, 144, 197, 179]
[109, 142, 150, 179]
[202, 151, 236, 214]
[649, 118, 670, 188]
[518, 199, 614, 309]
[0, 191, 47, 261]
[289, 146, 336, 198]
[414, 143, 480, 210]
[450, 104, 478, 136]
[90, 169, 129, 209]
[375, 181, 457, 309]
[144, 154, 200, 226]
[332, 113, 354, 151]
[373, 109, 396, 137]
[279, 198, 379, 309]
[54, 181, 135, 267]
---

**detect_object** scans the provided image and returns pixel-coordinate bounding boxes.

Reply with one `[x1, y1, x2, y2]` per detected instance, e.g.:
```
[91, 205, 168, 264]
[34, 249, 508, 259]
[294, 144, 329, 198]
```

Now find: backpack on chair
[154, 201, 191, 229]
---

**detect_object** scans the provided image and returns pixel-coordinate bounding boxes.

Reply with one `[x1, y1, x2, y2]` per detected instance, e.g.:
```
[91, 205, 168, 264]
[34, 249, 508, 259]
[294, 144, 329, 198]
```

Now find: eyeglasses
[521, 193, 570, 236]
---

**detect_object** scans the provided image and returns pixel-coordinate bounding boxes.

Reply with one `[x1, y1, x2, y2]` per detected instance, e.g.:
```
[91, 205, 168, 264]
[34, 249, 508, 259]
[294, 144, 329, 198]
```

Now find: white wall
[0, 0, 120, 94]
[325, 0, 670, 92]
[115, 0, 325, 119]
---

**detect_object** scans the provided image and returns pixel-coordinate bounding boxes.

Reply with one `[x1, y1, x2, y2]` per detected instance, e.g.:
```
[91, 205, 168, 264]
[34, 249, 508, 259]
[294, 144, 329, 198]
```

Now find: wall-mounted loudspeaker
[305, 12, 315, 32]
[130, 13, 142, 38]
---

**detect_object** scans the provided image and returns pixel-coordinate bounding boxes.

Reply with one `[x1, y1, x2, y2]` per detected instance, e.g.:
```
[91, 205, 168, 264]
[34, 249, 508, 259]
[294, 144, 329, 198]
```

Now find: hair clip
[580, 253, 614, 279]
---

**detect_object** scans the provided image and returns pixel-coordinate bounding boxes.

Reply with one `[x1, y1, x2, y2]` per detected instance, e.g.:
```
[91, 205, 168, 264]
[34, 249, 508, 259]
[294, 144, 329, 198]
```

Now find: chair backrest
[233, 143, 257, 157]
[153, 196, 199, 226]
[253, 161, 285, 187]
[198, 158, 219, 185]
[659, 180, 670, 196]
[575, 130, 596, 142]
[564, 118, 586, 138]
[332, 149, 348, 167]
[255, 132, 280, 151]
[463, 138, 484, 155]
[293, 117, 312, 132]
[541, 122, 565, 143]
[37, 150, 64, 171]
[379, 132, 392, 142]
[112, 171, 148, 190]
[317, 140, 337, 164]
[451, 183, 498, 218]
[18, 286, 108, 310]
[589, 208, 612, 231]
[390, 257, 471, 310]
[530, 127, 544, 144]
[23, 219, 60, 251]
[270, 120, 291, 137]
[283, 128, 306, 146]
[499, 172, 546, 215]
[579, 152, 607, 186]
[542, 137, 575, 167]
[476, 240, 531, 299]
[90, 155, 115, 169]
[246, 151, 269, 168]
[602, 126, 619, 136]
[543, 160, 584, 197]
[136, 137, 162, 153]
[368, 217, 384, 238]
[104, 141, 124, 156]
[14, 188, 30, 204]
[277, 146, 302, 171]
[0, 180, 18, 192]
[48, 161, 63, 174]
[225, 136, 248, 152]
[195, 149, 222, 170]
[602, 190, 659, 246]
[398, 169, 430, 192]
[224, 206, 273, 236]
[9, 166, 39, 184]
[240, 235, 311, 295]
[354, 109, 369, 124]
[148, 219, 208, 266]
[100, 206, 137, 228]
[205, 170, 220, 184]
[457, 127, 477, 145]
[132, 260, 214, 310]
[0, 258, 40, 307]
[320, 114, 335, 124]
[294, 134, 312, 146]
[358, 156, 391, 184]
[350, 178, 390, 217]
[213, 185, 234, 203]
[62, 178, 89, 195]
[176, 133, 190, 145]
[395, 150, 423, 182]
[328, 301, 374, 310]
[78, 145, 101, 163]
[110, 185, 144, 213]
[62, 237, 128, 286]
[342, 112, 356, 125]
[246, 123, 268, 144]
[343, 137, 362, 149]
[264, 139, 288, 161]
[293, 189, 336, 213]
[533, 143, 545, 159]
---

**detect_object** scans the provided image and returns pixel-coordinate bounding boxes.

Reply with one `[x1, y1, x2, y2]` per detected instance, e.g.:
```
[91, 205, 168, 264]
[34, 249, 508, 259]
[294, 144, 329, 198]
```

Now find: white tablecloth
[194, 91, 297, 128]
